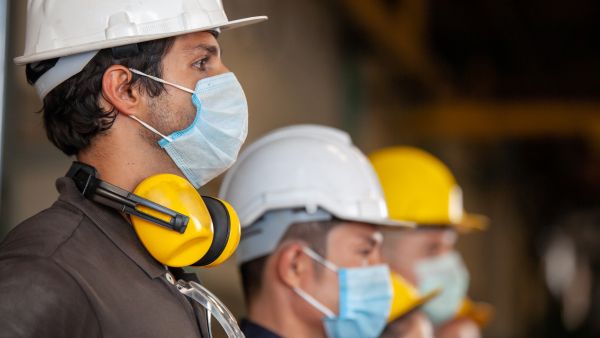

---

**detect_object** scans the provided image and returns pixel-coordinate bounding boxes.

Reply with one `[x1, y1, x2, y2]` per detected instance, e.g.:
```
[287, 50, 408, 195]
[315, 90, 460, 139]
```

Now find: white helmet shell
[219, 125, 414, 229]
[15, 0, 267, 65]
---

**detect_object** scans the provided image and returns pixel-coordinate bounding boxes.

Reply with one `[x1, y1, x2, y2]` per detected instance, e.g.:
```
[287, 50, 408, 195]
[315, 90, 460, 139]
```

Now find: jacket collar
[56, 176, 166, 279]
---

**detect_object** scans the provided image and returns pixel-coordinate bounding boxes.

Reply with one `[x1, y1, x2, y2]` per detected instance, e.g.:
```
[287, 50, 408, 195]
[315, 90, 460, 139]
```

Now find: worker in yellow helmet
[370, 146, 493, 338]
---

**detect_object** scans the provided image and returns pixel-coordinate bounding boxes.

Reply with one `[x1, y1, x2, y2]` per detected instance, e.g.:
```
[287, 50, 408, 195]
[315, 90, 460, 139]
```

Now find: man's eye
[193, 57, 210, 70]
[357, 248, 372, 256]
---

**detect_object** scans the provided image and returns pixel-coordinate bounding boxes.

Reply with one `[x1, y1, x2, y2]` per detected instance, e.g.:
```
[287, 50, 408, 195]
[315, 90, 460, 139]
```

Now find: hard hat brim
[334, 214, 416, 229]
[455, 212, 489, 232]
[414, 212, 489, 233]
[390, 288, 441, 322]
[405, 288, 441, 316]
[14, 16, 268, 65]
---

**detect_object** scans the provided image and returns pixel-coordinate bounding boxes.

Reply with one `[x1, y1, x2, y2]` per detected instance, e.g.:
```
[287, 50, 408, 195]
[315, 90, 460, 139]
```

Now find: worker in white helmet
[0, 1, 266, 337]
[219, 125, 416, 338]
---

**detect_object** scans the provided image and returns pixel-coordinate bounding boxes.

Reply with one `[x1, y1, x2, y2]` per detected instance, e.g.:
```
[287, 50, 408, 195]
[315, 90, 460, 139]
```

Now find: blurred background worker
[370, 146, 493, 338]
[219, 125, 414, 338]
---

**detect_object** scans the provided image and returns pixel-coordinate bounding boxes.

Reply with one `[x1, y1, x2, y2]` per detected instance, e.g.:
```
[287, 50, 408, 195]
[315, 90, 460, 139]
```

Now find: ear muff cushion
[193, 196, 231, 266]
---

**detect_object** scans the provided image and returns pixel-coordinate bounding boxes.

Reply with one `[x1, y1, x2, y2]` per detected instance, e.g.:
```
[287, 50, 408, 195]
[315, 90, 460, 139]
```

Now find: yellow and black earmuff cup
[195, 197, 241, 268]
[131, 174, 240, 268]
[132, 174, 213, 267]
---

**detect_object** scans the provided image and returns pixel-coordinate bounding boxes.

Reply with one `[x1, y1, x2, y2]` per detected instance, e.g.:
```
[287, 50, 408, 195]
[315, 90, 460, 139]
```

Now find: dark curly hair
[25, 38, 175, 156]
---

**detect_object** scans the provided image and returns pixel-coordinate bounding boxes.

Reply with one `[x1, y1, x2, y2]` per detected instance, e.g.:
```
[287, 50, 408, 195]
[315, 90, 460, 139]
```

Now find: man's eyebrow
[184, 43, 220, 56]
[359, 233, 380, 248]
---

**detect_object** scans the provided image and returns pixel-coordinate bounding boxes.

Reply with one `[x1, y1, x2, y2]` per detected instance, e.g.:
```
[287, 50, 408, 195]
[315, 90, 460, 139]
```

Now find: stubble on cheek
[143, 94, 196, 148]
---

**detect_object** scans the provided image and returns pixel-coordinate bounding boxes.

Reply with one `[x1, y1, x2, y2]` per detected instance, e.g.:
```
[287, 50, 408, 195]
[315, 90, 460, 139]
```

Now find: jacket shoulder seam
[45, 202, 86, 258]
[47, 256, 103, 336]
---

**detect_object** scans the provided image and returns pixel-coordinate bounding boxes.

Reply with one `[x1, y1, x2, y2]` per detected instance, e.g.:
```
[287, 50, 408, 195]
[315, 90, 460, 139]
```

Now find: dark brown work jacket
[0, 177, 211, 338]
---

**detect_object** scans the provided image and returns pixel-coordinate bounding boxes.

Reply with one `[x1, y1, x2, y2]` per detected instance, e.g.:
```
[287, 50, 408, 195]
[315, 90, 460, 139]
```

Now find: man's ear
[274, 242, 312, 289]
[101, 65, 140, 116]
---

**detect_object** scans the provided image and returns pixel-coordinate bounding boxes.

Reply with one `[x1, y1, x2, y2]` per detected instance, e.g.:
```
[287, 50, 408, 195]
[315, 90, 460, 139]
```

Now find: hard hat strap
[33, 51, 98, 99]
[237, 208, 333, 265]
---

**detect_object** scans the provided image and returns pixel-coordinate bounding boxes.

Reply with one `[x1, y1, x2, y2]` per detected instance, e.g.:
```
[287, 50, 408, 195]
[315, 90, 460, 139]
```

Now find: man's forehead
[417, 228, 457, 244]
[330, 221, 382, 243]
[172, 31, 220, 52]
[383, 227, 456, 243]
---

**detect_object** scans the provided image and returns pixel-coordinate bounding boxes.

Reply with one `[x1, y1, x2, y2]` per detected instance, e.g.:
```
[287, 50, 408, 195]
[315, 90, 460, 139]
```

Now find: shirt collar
[56, 176, 166, 279]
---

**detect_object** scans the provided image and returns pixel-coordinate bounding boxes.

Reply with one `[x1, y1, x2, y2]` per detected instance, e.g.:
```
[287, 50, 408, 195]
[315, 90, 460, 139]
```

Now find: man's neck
[247, 290, 326, 338]
[77, 115, 181, 192]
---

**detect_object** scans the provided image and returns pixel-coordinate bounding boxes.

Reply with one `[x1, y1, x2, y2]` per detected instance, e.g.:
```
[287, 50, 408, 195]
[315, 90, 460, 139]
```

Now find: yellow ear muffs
[194, 197, 241, 268]
[130, 174, 240, 268]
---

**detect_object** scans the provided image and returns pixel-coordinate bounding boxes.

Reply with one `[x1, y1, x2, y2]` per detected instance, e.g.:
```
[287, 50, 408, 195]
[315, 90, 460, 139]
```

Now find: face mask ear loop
[129, 68, 195, 94]
[292, 287, 336, 319]
[302, 247, 338, 272]
[129, 115, 174, 143]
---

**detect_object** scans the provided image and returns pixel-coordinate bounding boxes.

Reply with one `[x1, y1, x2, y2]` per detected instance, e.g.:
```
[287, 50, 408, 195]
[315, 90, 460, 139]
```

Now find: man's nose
[210, 62, 229, 77]
[370, 248, 384, 265]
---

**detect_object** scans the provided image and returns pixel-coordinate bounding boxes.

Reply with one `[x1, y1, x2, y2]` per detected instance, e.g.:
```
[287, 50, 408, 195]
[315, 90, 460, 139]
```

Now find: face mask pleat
[293, 246, 393, 338]
[415, 250, 470, 325]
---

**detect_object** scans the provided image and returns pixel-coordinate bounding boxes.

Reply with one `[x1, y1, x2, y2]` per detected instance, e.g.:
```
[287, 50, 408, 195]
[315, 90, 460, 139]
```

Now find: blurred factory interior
[1, 1, 599, 337]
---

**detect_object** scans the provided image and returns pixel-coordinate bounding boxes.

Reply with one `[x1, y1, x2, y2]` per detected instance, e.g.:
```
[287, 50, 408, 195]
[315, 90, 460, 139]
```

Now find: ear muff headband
[194, 196, 231, 266]
[67, 161, 189, 233]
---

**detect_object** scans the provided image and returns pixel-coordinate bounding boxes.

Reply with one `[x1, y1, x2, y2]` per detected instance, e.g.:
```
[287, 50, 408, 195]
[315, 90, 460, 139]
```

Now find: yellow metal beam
[340, 0, 451, 97]
[391, 100, 600, 140]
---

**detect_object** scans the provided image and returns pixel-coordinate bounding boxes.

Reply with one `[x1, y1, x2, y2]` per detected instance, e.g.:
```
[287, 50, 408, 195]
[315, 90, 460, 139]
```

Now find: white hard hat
[15, 0, 267, 65]
[220, 125, 414, 264]
[219, 124, 415, 228]
[16, 0, 267, 98]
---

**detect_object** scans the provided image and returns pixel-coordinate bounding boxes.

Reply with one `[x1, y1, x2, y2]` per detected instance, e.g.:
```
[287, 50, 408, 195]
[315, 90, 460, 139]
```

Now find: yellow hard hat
[456, 298, 495, 328]
[388, 272, 441, 323]
[132, 174, 241, 267]
[369, 146, 488, 231]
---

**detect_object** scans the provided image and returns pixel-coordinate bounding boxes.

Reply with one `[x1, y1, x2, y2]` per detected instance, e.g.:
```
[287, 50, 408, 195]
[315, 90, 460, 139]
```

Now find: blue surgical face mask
[292, 247, 392, 338]
[128, 69, 248, 188]
[415, 250, 469, 325]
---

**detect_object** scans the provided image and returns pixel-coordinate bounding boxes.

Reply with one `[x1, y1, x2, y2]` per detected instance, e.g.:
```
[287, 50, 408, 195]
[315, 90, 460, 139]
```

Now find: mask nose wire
[128, 68, 195, 94]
